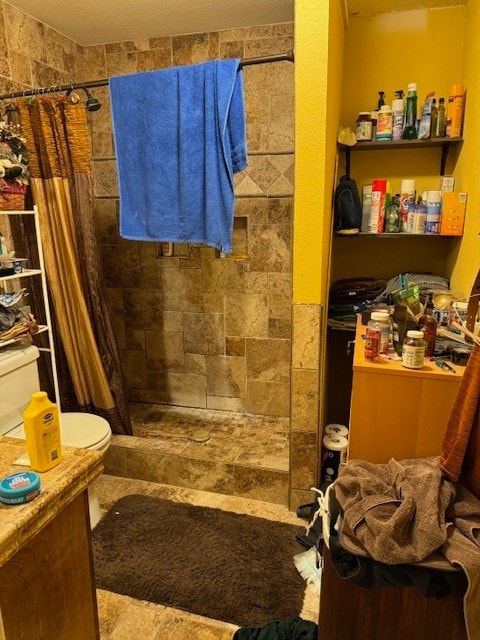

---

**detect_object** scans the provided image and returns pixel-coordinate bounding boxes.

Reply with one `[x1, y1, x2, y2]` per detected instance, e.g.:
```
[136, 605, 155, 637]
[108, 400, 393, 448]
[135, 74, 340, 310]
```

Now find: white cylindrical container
[370, 311, 390, 354]
[376, 105, 393, 140]
[399, 179, 416, 232]
[324, 424, 349, 438]
[322, 434, 348, 484]
[425, 190, 442, 235]
[402, 330, 426, 369]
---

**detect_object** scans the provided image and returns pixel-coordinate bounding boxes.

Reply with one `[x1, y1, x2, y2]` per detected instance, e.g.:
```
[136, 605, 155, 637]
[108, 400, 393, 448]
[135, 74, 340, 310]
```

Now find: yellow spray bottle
[23, 392, 62, 472]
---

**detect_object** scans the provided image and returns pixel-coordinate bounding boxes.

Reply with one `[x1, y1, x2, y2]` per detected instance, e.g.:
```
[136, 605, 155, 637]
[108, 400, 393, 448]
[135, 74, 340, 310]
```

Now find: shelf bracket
[440, 143, 449, 176]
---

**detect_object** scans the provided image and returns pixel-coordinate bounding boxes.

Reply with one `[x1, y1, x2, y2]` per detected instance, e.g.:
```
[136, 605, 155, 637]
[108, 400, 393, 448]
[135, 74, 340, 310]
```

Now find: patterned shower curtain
[16, 95, 131, 435]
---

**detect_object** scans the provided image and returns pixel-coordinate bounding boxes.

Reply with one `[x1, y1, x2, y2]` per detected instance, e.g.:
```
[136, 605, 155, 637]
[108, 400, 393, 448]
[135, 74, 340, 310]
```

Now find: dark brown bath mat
[92, 494, 306, 627]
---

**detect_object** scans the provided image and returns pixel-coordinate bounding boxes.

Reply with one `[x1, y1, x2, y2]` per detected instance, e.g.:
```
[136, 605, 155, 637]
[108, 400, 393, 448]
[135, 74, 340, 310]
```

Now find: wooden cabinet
[348, 316, 465, 463]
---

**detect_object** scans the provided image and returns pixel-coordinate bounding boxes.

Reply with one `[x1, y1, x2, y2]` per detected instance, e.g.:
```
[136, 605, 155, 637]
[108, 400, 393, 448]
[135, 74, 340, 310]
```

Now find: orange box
[440, 192, 467, 236]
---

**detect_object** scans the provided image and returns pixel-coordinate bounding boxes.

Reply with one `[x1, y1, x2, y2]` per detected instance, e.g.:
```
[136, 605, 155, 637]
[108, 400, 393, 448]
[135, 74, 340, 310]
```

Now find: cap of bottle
[450, 83, 464, 96]
[371, 311, 390, 322]
[427, 190, 442, 203]
[407, 83, 417, 92]
[379, 105, 391, 112]
[400, 179, 416, 192]
[372, 179, 387, 193]
[407, 330, 424, 339]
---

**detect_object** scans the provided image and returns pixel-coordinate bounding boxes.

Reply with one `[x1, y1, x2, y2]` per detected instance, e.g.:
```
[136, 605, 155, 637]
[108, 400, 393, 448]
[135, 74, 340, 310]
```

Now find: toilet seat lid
[60, 412, 111, 448]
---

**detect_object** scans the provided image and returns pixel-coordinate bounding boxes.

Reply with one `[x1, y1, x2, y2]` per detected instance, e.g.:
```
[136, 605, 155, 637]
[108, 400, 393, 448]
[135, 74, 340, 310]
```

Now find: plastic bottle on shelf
[430, 98, 438, 139]
[412, 200, 427, 234]
[385, 194, 400, 232]
[364, 318, 381, 361]
[355, 112, 373, 141]
[446, 83, 464, 138]
[377, 91, 385, 110]
[434, 97, 446, 137]
[417, 295, 438, 357]
[399, 179, 416, 232]
[376, 105, 393, 140]
[361, 185, 372, 232]
[425, 190, 442, 234]
[369, 179, 387, 233]
[391, 90, 405, 141]
[402, 83, 418, 139]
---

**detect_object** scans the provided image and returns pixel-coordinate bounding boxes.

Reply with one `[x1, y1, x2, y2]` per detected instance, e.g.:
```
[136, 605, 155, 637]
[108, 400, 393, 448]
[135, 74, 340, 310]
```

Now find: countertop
[0, 437, 103, 567]
[353, 315, 466, 380]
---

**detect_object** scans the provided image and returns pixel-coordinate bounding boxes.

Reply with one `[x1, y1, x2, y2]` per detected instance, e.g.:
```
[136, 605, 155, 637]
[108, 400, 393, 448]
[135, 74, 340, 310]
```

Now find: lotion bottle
[23, 392, 62, 472]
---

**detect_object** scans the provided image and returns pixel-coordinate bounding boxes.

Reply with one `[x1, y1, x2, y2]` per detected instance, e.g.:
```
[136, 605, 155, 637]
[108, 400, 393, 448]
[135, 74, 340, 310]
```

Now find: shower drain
[188, 429, 211, 443]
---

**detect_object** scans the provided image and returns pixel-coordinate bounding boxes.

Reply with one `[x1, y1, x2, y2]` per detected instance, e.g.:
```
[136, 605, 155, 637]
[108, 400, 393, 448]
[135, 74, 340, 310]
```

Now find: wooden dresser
[348, 315, 465, 463]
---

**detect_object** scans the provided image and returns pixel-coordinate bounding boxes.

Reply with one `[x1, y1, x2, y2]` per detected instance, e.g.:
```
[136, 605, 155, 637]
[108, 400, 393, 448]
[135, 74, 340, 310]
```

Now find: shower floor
[104, 403, 291, 504]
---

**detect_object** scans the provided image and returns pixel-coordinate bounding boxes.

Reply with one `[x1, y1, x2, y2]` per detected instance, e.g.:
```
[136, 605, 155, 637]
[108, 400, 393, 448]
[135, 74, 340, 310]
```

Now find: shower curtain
[16, 95, 131, 435]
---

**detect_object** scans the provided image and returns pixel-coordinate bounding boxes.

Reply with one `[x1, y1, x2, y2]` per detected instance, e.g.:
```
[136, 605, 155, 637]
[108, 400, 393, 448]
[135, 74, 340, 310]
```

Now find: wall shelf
[335, 232, 461, 239]
[338, 136, 463, 176]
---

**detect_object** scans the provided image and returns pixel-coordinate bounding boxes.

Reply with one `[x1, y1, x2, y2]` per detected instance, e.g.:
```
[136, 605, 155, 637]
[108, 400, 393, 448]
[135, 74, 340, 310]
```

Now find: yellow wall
[448, 0, 480, 297]
[331, 6, 468, 286]
[293, 0, 345, 304]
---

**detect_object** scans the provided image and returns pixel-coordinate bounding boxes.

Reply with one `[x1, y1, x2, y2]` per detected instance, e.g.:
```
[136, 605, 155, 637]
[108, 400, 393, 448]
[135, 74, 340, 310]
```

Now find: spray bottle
[392, 90, 405, 141]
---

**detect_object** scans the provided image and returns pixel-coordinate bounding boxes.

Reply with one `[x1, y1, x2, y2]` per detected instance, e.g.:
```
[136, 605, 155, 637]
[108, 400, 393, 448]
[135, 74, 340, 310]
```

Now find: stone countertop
[0, 436, 103, 567]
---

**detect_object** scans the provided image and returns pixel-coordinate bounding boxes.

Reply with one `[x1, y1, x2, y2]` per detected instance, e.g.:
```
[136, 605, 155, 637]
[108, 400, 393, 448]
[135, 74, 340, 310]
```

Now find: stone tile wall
[0, 9, 320, 506]
[85, 25, 295, 416]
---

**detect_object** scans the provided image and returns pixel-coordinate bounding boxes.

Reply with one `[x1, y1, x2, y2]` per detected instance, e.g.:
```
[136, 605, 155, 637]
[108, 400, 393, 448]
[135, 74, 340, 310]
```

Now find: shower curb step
[104, 436, 289, 505]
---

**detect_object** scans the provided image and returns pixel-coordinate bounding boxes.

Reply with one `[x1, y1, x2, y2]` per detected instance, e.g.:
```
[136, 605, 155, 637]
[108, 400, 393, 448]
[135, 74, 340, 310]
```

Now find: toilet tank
[0, 345, 40, 435]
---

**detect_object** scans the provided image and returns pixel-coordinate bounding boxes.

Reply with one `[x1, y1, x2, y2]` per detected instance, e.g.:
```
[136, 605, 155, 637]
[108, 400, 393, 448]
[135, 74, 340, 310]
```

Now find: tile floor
[93, 473, 319, 640]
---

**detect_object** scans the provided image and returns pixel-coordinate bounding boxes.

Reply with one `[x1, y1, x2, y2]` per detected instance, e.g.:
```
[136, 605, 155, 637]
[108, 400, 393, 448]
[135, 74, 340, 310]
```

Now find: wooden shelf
[338, 136, 463, 176]
[0, 268, 42, 281]
[335, 232, 461, 239]
[338, 137, 463, 152]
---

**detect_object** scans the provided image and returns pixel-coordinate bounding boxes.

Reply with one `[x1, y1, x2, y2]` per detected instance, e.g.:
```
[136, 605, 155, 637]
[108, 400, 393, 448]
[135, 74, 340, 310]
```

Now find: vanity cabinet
[347, 316, 465, 463]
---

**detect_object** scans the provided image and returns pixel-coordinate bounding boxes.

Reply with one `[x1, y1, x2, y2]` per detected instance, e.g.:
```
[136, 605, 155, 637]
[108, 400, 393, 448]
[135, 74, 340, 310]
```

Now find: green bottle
[402, 82, 418, 139]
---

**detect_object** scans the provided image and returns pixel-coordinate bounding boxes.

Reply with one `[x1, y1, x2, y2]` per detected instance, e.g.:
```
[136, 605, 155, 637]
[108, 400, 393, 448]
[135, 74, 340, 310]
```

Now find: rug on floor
[92, 494, 306, 628]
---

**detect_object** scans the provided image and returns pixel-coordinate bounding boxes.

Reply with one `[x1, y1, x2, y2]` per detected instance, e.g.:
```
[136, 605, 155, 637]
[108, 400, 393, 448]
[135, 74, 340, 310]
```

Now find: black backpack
[333, 174, 362, 233]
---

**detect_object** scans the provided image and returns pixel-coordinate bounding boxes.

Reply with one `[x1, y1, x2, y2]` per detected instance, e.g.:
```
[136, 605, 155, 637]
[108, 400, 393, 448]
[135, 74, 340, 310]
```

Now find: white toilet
[0, 343, 111, 527]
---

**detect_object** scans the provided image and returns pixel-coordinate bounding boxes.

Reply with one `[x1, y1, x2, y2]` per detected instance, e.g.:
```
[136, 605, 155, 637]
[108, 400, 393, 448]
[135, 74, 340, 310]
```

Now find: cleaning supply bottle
[391, 90, 405, 141]
[377, 91, 385, 110]
[23, 392, 62, 472]
[446, 83, 465, 138]
[376, 105, 393, 140]
[402, 83, 418, 139]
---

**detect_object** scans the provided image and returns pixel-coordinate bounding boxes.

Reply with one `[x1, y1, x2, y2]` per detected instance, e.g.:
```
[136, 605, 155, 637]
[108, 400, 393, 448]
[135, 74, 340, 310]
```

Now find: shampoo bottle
[23, 392, 62, 472]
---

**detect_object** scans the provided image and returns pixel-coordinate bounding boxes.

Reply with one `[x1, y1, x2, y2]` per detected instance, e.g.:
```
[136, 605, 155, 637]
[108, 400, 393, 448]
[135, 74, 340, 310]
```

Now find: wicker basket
[0, 192, 25, 211]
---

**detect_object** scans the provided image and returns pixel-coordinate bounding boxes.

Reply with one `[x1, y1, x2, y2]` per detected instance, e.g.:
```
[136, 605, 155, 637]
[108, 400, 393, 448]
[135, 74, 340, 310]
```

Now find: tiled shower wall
[0, 9, 319, 505]
[85, 25, 295, 416]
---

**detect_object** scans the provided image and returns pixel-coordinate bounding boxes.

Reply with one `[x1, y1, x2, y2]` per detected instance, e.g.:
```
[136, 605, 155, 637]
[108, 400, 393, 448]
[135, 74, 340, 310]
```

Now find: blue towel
[109, 59, 247, 254]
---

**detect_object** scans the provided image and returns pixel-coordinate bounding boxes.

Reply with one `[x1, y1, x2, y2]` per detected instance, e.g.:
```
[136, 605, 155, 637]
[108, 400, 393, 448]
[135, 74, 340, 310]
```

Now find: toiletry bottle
[430, 98, 438, 139]
[435, 97, 446, 137]
[377, 91, 385, 110]
[23, 392, 62, 472]
[399, 179, 416, 232]
[446, 83, 464, 138]
[402, 83, 418, 139]
[376, 105, 393, 140]
[391, 90, 405, 141]
[385, 194, 400, 232]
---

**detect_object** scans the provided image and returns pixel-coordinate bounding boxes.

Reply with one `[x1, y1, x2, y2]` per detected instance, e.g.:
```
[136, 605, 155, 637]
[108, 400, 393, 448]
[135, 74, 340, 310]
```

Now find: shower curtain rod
[0, 50, 294, 101]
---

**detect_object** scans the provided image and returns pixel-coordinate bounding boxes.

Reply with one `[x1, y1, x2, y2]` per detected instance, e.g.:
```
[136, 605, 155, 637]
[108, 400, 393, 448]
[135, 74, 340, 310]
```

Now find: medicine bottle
[355, 112, 372, 141]
[402, 330, 425, 369]
[370, 311, 391, 354]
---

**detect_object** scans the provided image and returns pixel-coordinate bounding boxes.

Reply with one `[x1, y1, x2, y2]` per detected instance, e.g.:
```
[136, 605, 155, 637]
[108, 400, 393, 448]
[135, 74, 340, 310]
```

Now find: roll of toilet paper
[321, 434, 348, 484]
[324, 424, 349, 438]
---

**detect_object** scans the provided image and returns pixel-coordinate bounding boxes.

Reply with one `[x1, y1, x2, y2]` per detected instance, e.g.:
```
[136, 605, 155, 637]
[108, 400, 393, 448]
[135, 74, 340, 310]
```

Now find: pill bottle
[370, 311, 391, 354]
[402, 330, 425, 369]
[355, 112, 372, 141]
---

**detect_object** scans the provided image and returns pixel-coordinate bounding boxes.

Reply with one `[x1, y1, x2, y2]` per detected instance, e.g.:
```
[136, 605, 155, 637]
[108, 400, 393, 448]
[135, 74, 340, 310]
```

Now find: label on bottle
[402, 344, 425, 369]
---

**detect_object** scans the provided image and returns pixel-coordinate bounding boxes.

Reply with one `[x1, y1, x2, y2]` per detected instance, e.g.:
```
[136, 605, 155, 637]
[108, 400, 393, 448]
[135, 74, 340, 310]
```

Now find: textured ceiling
[349, 0, 466, 15]
[4, 0, 294, 46]
[4, 0, 467, 46]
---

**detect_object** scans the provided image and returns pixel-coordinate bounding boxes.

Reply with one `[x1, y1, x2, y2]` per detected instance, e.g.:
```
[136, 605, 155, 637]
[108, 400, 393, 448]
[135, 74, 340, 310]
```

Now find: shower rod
[0, 50, 294, 101]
